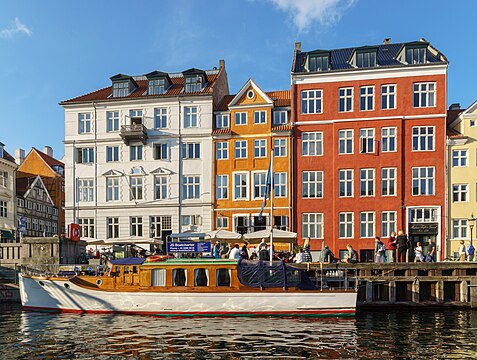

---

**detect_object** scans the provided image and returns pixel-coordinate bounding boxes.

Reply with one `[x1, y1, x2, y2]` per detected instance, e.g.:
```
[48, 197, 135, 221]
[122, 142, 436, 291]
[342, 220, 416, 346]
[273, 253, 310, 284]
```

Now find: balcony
[120, 124, 148, 145]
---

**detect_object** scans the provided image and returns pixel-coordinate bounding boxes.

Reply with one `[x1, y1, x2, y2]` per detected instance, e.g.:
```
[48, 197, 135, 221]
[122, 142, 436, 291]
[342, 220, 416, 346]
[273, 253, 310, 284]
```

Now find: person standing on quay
[397, 230, 409, 263]
[458, 240, 466, 261]
[427, 237, 436, 262]
[375, 237, 386, 264]
[465, 241, 474, 262]
[302, 237, 313, 262]
[387, 231, 397, 263]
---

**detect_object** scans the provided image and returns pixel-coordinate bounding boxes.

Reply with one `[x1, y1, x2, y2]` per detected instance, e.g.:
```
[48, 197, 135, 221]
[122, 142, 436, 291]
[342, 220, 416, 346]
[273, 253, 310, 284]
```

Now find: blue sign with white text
[167, 241, 211, 253]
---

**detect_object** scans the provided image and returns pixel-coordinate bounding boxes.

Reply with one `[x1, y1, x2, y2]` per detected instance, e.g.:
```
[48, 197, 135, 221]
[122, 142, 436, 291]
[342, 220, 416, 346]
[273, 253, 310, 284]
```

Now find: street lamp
[469, 213, 476, 246]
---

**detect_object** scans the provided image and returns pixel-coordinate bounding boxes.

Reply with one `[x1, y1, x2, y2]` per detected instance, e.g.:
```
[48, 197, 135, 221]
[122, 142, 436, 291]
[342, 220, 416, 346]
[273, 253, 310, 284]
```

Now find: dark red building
[291, 39, 448, 261]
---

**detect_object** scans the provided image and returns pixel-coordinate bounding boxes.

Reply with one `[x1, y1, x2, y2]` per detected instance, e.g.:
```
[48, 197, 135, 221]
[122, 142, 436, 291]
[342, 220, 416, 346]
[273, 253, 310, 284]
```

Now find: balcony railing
[120, 124, 148, 145]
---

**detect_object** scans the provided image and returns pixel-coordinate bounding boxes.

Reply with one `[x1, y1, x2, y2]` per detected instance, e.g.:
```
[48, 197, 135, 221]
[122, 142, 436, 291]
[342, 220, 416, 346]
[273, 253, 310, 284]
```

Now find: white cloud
[0, 18, 32, 39]
[268, 0, 356, 31]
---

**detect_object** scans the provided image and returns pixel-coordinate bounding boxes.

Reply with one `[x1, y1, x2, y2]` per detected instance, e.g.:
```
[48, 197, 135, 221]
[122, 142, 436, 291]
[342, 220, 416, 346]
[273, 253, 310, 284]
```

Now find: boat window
[173, 268, 187, 286]
[151, 268, 166, 287]
[111, 266, 120, 277]
[132, 266, 138, 274]
[124, 266, 130, 275]
[216, 268, 231, 287]
[194, 268, 209, 287]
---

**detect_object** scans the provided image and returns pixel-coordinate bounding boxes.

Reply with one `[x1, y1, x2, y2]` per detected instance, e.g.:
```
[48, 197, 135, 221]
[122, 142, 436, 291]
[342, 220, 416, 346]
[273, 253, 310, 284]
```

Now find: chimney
[43, 146, 53, 158]
[449, 103, 461, 110]
[15, 148, 25, 165]
[419, 37, 427, 43]
[383, 38, 391, 45]
[219, 59, 225, 69]
[295, 42, 301, 52]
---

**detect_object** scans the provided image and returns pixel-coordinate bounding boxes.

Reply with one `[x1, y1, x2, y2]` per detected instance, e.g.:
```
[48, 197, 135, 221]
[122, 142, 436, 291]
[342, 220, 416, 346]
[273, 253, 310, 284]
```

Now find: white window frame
[233, 172, 249, 200]
[360, 212, 375, 238]
[130, 145, 143, 161]
[253, 139, 267, 158]
[381, 167, 397, 196]
[381, 127, 397, 152]
[106, 111, 120, 132]
[0, 171, 7, 187]
[78, 113, 91, 134]
[338, 129, 353, 154]
[0, 200, 7, 218]
[412, 126, 435, 151]
[452, 219, 468, 239]
[184, 106, 198, 128]
[360, 128, 375, 154]
[412, 167, 435, 196]
[381, 211, 396, 237]
[302, 171, 323, 199]
[107, 217, 119, 238]
[182, 143, 201, 159]
[78, 218, 94, 238]
[302, 132, 323, 156]
[413, 82, 436, 108]
[338, 169, 353, 198]
[273, 110, 287, 125]
[216, 175, 228, 200]
[154, 143, 169, 160]
[216, 113, 230, 129]
[360, 168, 375, 197]
[154, 175, 168, 200]
[274, 138, 286, 157]
[301, 90, 322, 114]
[77, 179, 94, 202]
[252, 171, 268, 200]
[77, 148, 94, 164]
[234, 112, 247, 125]
[359, 86, 374, 111]
[452, 184, 468, 203]
[452, 150, 468, 167]
[302, 213, 323, 239]
[216, 216, 229, 229]
[234, 140, 247, 159]
[130, 216, 143, 237]
[216, 141, 229, 160]
[338, 87, 353, 112]
[106, 146, 119, 162]
[154, 108, 167, 129]
[182, 176, 200, 200]
[338, 212, 354, 238]
[381, 84, 396, 110]
[130, 176, 143, 201]
[254, 110, 267, 124]
[273, 172, 287, 198]
[106, 177, 120, 202]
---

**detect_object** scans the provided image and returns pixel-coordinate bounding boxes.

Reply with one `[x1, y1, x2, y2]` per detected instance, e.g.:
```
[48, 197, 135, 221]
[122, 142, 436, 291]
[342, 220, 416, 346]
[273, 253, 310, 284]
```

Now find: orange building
[213, 79, 291, 235]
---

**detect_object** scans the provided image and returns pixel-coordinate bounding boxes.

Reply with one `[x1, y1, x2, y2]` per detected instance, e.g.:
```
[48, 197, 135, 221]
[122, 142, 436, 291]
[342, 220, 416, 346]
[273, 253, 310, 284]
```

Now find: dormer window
[406, 46, 426, 64]
[185, 75, 202, 92]
[148, 78, 166, 95]
[113, 82, 129, 97]
[0, 143, 4, 158]
[356, 51, 376, 68]
[110, 74, 138, 98]
[308, 51, 330, 72]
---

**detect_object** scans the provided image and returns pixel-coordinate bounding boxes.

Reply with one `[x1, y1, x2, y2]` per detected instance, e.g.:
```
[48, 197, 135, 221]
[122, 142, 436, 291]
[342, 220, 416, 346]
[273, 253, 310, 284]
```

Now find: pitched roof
[293, 40, 447, 73]
[214, 90, 290, 111]
[61, 68, 222, 105]
[33, 148, 64, 168]
[1, 149, 15, 164]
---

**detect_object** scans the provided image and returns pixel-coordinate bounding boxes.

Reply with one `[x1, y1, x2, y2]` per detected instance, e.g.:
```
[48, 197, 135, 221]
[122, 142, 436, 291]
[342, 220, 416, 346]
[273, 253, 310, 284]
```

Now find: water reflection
[1, 304, 477, 359]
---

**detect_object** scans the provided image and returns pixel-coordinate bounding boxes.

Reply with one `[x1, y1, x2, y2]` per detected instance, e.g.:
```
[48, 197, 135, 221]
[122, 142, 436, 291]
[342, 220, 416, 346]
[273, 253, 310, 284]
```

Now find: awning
[205, 229, 242, 241]
[168, 233, 208, 240]
[103, 237, 163, 245]
[82, 238, 107, 245]
[243, 228, 297, 244]
[0, 230, 13, 239]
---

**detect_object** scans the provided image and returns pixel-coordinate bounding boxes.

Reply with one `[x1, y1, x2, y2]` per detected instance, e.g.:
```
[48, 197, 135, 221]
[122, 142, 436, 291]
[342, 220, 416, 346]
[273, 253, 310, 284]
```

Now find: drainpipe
[72, 140, 76, 224]
[177, 97, 182, 233]
[92, 102, 98, 240]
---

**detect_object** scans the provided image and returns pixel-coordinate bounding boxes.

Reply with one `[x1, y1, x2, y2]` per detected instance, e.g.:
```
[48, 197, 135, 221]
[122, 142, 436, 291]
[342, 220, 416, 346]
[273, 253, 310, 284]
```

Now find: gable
[228, 79, 273, 109]
[18, 150, 58, 178]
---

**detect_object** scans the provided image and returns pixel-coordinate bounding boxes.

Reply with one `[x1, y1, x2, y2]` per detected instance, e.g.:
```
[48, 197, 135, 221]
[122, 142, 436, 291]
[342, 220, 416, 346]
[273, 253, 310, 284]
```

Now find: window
[234, 112, 247, 125]
[216, 269, 231, 287]
[106, 177, 120, 201]
[339, 212, 353, 238]
[406, 47, 426, 64]
[356, 51, 376, 68]
[182, 215, 201, 226]
[339, 170, 353, 197]
[338, 88, 353, 112]
[470, 120, 476, 127]
[453, 219, 468, 239]
[302, 213, 323, 238]
[216, 114, 229, 129]
[0, 201, 7, 218]
[185, 75, 202, 92]
[216, 175, 228, 200]
[106, 111, 119, 132]
[273, 172, 287, 197]
[216, 142, 228, 160]
[0, 171, 8, 187]
[78, 218, 94, 238]
[360, 169, 375, 197]
[254, 139, 266, 158]
[302, 171, 323, 198]
[154, 175, 168, 200]
[452, 184, 468, 202]
[409, 208, 438, 223]
[381, 211, 396, 237]
[130, 177, 143, 200]
[154, 108, 167, 129]
[360, 128, 375, 153]
[381, 84, 396, 110]
[78, 113, 91, 134]
[302, 132, 323, 156]
[381, 127, 396, 152]
[194, 269, 209, 286]
[182, 176, 200, 199]
[273, 111, 287, 125]
[254, 111, 266, 124]
[129, 109, 143, 121]
[154, 143, 169, 160]
[130, 217, 143, 236]
[129, 145, 142, 161]
[216, 217, 229, 229]
[107, 217, 119, 238]
[360, 86, 374, 111]
[308, 55, 329, 71]
[253, 172, 267, 199]
[412, 167, 434, 195]
[301, 90, 322, 114]
[452, 150, 468, 167]
[77, 179, 94, 202]
[106, 146, 119, 162]
[381, 168, 396, 196]
[274, 138, 286, 157]
[76, 148, 94, 164]
[413, 82, 436, 107]
[149, 78, 166, 95]
[233, 172, 249, 200]
[182, 143, 200, 159]
[360, 212, 375, 238]
[412, 126, 434, 151]
[112, 82, 128, 97]
[172, 268, 187, 286]
[151, 268, 166, 287]
[184, 107, 198, 128]
[338, 130, 353, 154]
[234, 140, 247, 159]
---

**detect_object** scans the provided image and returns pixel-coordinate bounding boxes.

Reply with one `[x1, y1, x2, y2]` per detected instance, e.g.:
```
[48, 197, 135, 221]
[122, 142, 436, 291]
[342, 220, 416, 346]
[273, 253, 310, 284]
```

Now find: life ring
[146, 255, 169, 262]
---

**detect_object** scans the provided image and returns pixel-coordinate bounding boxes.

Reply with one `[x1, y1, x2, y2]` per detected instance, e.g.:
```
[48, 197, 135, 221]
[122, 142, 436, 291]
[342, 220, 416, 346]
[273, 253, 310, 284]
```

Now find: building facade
[291, 39, 448, 261]
[213, 80, 291, 235]
[446, 101, 477, 256]
[0, 142, 18, 241]
[60, 62, 228, 247]
[16, 175, 59, 238]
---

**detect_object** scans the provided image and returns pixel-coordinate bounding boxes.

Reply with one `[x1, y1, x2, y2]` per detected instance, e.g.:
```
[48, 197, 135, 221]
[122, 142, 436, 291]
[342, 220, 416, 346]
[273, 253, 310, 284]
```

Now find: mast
[269, 145, 274, 266]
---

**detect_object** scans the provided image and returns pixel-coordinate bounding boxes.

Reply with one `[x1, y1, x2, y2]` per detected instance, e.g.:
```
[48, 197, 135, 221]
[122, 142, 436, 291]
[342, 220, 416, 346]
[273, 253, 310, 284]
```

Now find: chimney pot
[15, 148, 25, 165]
[449, 103, 461, 110]
[219, 59, 225, 68]
[383, 38, 391, 44]
[43, 146, 53, 158]
[295, 42, 301, 52]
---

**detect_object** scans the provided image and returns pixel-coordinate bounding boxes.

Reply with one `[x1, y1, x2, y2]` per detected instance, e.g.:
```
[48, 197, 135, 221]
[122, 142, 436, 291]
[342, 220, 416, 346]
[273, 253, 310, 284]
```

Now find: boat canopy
[108, 257, 146, 265]
[237, 259, 317, 290]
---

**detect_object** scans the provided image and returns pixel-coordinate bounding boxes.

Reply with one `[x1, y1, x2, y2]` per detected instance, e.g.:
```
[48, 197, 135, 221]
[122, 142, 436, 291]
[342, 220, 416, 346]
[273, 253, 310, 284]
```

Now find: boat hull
[19, 275, 356, 317]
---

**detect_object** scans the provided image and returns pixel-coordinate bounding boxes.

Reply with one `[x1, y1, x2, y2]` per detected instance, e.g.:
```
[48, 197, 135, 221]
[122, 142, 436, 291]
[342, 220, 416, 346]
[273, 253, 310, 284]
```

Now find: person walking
[396, 230, 409, 263]
[458, 240, 466, 261]
[375, 237, 386, 264]
[466, 241, 475, 262]
[414, 242, 424, 262]
[387, 231, 397, 263]
[302, 237, 313, 262]
[427, 237, 436, 262]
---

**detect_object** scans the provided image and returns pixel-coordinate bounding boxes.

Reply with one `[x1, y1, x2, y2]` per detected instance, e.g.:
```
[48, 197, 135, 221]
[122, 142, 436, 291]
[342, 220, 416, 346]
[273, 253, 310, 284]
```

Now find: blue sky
[1, 0, 476, 159]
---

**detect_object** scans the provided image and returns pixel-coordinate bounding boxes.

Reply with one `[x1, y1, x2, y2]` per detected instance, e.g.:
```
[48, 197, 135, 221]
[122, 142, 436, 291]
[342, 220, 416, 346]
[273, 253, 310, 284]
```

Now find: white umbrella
[206, 229, 242, 241]
[103, 237, 162, 245]
[243, 228, 297, 244]
[82, 238, 107, 245]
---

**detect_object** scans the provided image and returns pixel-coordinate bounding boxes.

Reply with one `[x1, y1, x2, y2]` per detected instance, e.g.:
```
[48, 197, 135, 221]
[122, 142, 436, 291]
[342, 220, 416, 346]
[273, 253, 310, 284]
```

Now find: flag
[258, 157, 272, 221]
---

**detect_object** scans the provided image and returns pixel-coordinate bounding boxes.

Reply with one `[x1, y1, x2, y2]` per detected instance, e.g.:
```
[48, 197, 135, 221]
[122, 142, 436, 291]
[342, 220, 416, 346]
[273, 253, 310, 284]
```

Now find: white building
[0, 142, 18, 241]
[60, 62, 229, 248]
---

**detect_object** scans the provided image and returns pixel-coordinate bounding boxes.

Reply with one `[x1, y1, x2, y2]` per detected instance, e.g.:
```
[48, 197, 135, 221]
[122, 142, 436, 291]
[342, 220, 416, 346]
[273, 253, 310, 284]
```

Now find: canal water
[1, 304, 476, 359]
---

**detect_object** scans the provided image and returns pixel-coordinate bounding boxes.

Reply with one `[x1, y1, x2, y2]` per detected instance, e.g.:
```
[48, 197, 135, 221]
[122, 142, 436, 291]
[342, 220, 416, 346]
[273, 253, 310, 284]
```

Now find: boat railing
[19, 263, 105, 278]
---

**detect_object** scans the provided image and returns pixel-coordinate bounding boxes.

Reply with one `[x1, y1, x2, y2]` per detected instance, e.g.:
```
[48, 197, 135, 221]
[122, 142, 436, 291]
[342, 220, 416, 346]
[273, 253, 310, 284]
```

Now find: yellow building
[447, 101, 477, 256]
[212, 79, 291, 235]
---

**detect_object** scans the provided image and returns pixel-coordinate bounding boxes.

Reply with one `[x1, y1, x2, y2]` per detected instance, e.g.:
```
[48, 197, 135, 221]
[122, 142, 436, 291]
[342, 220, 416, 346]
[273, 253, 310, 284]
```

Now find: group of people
[457, 240, 475, 261]
[376, 230, 436, 263]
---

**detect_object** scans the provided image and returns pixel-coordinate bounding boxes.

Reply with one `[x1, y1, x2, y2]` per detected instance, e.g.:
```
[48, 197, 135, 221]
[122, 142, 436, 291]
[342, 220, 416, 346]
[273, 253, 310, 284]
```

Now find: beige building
[0, 142, 18, 241]
[447, 102, 477, 256]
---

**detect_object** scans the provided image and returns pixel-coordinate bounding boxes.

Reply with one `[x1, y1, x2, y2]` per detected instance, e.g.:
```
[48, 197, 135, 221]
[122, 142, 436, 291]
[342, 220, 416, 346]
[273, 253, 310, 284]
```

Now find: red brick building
[291, 39, 448, 261]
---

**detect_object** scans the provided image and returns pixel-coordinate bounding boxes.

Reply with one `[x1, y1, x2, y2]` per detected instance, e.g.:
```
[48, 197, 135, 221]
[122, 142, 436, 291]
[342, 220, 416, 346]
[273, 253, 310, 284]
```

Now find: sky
[1, 0, 476, 160]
